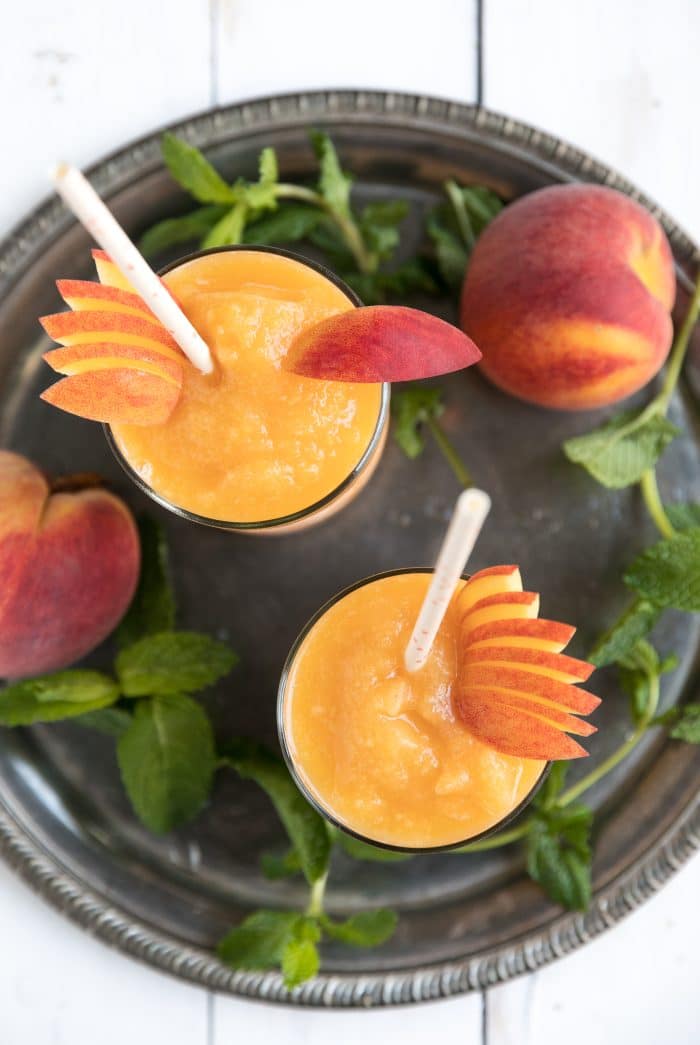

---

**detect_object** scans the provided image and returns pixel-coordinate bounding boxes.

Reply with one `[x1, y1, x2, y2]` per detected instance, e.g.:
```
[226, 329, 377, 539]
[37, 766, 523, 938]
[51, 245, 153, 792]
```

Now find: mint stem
[556, 669, 660, 806]
[274, 183, 376, 275]
[656, 271, 700, 413]
[426, 416, 473, 488]
[640, 470, 676, 539]
[306, 872, 328, 918]
[454, 822, 529, 853]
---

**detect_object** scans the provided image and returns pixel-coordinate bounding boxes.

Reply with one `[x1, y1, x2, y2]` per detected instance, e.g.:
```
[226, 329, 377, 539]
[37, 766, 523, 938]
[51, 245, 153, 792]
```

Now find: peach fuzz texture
[460, 184, 676, 410]
[0, 451, 140, 678]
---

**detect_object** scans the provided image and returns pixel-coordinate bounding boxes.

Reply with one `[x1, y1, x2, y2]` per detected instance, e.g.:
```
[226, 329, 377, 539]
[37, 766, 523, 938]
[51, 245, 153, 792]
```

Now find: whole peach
[460, 184, 676, 410]
[0, 451, 140, 679]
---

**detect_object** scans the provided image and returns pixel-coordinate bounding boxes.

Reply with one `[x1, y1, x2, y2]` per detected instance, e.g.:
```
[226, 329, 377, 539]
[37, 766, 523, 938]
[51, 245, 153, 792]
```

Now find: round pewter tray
[0, 90, 699, 1007]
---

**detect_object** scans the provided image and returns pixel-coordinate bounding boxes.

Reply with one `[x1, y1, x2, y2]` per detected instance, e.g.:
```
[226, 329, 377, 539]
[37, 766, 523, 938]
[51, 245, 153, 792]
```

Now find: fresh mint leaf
[526, 803, 593, 911]
[116, 631, 238, 697]
[308, 220, 354, 270]
[535, 761, 569, 807]
[260, 848, 302, 880]
[243, 203, 323, 246]
[668, 704, 700, 742]
[426, 215, 468, 290]
[202, 201, 248, 248]
[336, 831, 412, 863]
[117, 516, 176, 649]
[458, 185, 504, 233]
[588, 598, 660, 668]
[161, 133, 236, 204]
[665, 503, 700, 532]
[76, 705, 133, 737]
[281, 918, 321, 988]
[223, 740, 331, 885]
[218, 910, 302, 971]
[117, 693, 216, 833]
[391, 386, 444, 459]
[563, 412, 679, 489]
[617, 639, 664, 724]
[344, 260, 437, 305]
[139, 205, 228, 258]
[359, 200, 409, 262]
[321, 909, 397, 947]
[0, 670, 119, 726]
[624, 529, 700, 611]
[310, 130, 352, 218]
[258, 146, 278, 187]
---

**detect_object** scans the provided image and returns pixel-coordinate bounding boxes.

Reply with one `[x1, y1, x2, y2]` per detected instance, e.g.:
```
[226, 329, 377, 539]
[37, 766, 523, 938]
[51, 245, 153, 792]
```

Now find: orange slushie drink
[108, 247, 388, 532]
[279, 570, 548, 851]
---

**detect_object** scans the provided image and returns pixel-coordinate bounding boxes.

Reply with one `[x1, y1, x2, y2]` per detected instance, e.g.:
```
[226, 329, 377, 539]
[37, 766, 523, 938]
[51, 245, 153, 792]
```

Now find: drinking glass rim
[277, 566, 550, 855]
[103, 243, 390, 531]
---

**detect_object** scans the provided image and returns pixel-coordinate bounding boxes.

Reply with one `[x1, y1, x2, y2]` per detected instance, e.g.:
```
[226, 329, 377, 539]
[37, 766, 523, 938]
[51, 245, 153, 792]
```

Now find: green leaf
[138, 205, 228, 258]
[665, 503, 700, 532]
[260, 848, 303, 879]
[426, 216, 468, 290]
[336, 831, 412, 863]
[117, 516, 176, 649]
[624, 529, 700, 611]
[359, 200, 409, 262]
[117, 693, 216, 833]
[258, 146, 278, 187]
[281, 918, 321, 988]
[0, 670, 119, 726]
[310, 130, 352, 218]
[459, 185, 504, 233]
[588, 598, 660, 667]
[201, 201, 248, 248]
[344, 260, 438, 305]
[669, 704, 700, 742]
[75, 706, 133, 737]
[161, 133, 236, 204]
[563, 411, 679, 489]
[391, 386, 444, 459]
[116, 631, 238, 697]
[217, 910, 302, 971]
[223, 740, 331, 885]
[536, 761, 569, 807]
[321, 909, 397, 947]
[243, 203, 323, 246]
[526, 803, 593, 911]
[308, 220, 355, 270]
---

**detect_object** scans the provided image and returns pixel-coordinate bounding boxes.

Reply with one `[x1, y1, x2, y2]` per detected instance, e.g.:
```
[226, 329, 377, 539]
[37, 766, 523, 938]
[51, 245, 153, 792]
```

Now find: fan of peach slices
[38, 251, 482, 425]
[453, 565, 600, 760]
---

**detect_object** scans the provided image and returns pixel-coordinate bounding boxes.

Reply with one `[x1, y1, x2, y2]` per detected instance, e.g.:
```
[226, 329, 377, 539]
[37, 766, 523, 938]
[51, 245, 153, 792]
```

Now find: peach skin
[460, 184, 676, 410]
[0, 451, 140, 678]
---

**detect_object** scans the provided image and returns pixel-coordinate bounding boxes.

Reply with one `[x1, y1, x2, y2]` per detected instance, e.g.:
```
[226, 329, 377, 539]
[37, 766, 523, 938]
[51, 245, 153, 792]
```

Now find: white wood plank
[485, 0, 700, 242]
[213, 0, 478, 106]
[0, 0, 211, 239]
[213, 990, 483, 1043]
[486, 854, 700, 1045]
[0, 860, 208, 1043]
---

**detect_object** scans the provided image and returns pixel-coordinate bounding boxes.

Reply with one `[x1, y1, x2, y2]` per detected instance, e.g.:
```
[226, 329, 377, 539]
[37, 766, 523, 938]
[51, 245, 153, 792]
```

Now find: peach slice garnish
[465, 618, 576, 653]
[39, 311, 183, 359]
[459, 663, 600, 716]
[92, 248, 138, 292]
[43, 343, 183, 386]
[455, 564, 522, 618]
[461, 645, 594, 684]
[460, 591, 540, 639]
[284, 305, 482, 383]
[454, 697, 589, 760]
[56, 279, 155, 320]
[41, 368, 180, 425]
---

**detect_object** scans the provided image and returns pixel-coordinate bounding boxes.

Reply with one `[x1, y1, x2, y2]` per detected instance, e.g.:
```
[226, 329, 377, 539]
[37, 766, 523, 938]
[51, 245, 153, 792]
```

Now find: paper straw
[404, 488, 491, 673]
[51, 163, 213, 374]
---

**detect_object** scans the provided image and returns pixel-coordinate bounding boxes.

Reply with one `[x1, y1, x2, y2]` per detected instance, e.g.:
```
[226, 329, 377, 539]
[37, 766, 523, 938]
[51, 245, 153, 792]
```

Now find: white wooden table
[2, 2, 699, 1041]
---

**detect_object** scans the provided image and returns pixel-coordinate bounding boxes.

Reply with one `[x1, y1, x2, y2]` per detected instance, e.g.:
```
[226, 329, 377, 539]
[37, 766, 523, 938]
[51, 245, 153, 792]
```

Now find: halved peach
[454, 696, 588, 760]
[460, 663, 600, 716]
[462, 645, 594, 684]
[460, 591, 540, 640]
[43, 343, 183, 386]
[455, 565, 522, 618]
[92, 249, 137, 293]
[284, 305, 482, 383]
[40, 311, 183, 360]
[57, 280, 154, 320]
[41, 368, 179, 425]
[465, 618, 576, 653]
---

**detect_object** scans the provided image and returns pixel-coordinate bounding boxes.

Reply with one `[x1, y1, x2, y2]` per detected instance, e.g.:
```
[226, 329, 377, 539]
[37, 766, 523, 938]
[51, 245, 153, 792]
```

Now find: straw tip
[456, 487, 491, 517]
[50, 161, 72, 184]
